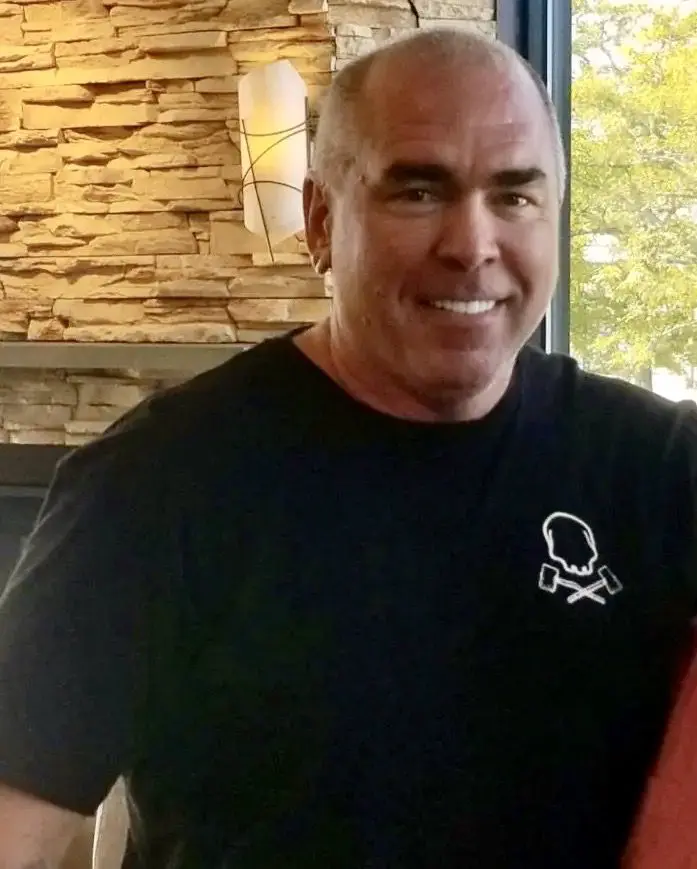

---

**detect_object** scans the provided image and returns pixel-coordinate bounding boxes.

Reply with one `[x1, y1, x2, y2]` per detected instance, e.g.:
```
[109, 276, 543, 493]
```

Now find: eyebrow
[381, 162, 454, 185]
[380, 162, 548, 187]
[491, 167, 548, 187]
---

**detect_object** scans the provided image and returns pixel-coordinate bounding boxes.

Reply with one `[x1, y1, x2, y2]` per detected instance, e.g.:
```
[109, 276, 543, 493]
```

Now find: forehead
[359, 55, 555, 181]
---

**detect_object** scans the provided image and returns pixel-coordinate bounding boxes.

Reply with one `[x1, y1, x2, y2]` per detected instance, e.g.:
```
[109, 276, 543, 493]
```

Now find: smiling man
[0, 28, 695, 869]
[298, 34, 562, 422]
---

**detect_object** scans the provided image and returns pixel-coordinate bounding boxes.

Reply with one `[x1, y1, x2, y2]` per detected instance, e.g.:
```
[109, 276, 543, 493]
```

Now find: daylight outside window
[570, 0, 697, 402]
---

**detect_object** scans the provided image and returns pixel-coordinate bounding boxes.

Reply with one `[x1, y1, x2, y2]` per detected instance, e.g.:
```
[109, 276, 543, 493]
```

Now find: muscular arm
[0, 784, 83, 868]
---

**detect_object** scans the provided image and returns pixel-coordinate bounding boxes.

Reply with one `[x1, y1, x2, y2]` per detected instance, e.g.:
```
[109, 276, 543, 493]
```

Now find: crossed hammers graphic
[539, 563, 623, 604]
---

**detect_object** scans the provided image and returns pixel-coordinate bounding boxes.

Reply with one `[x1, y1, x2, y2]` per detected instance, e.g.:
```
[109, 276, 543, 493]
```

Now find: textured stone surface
[1, 0, 495, 444]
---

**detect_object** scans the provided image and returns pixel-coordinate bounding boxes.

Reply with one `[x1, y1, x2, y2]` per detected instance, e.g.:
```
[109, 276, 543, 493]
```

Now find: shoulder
[523, 346, 697, 454]
[56, 335, 298, 485]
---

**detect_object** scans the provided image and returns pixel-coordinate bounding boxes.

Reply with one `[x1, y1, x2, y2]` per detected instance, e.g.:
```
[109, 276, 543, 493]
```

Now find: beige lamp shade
[238, 60, 309, 245]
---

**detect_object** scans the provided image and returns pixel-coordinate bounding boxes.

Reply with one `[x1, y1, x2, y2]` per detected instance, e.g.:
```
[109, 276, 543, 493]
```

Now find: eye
[495, 191, 534, 209]
[396, 187, 437, 202]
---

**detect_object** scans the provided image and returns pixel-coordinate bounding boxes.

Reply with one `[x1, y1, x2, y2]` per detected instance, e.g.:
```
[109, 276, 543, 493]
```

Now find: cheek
[504, 224, 558, 291]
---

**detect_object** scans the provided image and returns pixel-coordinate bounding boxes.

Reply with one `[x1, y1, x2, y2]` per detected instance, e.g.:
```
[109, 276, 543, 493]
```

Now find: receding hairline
[311, 28, 566, 199]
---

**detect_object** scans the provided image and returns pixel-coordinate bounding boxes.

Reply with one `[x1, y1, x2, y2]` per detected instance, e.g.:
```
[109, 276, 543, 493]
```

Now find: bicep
[0, 782, 84, 866]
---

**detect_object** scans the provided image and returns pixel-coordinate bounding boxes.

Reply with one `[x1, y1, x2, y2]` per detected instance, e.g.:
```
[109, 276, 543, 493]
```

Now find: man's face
[305, 54, 561, 409]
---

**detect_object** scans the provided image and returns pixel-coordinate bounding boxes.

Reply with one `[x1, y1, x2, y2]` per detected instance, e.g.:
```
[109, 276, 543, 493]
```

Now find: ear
[303, 173, 332, 273]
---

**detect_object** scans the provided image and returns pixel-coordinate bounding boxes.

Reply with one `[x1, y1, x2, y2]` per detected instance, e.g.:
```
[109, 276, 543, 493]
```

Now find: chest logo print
[538, 511, 622, 605]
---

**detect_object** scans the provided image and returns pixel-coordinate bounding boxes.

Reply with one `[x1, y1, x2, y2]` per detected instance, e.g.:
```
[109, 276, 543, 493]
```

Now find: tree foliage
[570, 0, 697, 382]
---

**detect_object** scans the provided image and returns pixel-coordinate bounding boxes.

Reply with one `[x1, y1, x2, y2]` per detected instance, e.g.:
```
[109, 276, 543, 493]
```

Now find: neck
[294, 320, 515, 423]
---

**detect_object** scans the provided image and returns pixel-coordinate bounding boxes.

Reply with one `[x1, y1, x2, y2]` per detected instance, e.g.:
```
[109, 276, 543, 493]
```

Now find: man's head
[303, 28, 565, 420]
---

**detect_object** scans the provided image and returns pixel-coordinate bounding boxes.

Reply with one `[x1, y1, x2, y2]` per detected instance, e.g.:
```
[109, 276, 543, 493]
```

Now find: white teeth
[430, 299, 497, 315]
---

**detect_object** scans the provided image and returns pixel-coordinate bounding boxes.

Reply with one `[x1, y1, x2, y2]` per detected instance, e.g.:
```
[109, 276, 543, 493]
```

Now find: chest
[137, 440, 693, 866]
[182, 441, 691, 750]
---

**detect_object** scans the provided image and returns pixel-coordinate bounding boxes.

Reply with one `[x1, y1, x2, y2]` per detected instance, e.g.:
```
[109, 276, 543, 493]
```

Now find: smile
[427, 299, 498, 315]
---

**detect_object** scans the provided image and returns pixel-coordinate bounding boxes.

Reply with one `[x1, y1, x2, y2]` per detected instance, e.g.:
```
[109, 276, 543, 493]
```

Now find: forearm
[0, 785, 83, 869]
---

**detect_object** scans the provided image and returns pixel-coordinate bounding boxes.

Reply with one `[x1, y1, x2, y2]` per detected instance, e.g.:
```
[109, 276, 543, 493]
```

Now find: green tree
[570, 0, 697, 385]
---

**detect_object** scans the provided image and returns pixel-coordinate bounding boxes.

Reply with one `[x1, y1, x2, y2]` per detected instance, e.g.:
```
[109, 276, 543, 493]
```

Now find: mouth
[420, 298, 501, 316]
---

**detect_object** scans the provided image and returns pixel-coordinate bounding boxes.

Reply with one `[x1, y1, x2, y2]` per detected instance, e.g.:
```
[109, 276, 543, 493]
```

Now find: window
[501, 0, 697, 402]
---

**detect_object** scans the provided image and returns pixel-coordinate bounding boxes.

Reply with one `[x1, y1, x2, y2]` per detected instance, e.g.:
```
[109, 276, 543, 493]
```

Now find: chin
[414, 346, 505, 395]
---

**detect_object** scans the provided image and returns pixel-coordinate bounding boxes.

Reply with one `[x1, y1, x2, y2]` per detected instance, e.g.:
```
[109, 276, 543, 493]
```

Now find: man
[0, 27, 694, 869]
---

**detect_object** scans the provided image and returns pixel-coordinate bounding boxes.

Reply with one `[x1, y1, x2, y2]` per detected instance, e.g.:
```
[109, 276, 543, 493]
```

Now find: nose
[434, 193, 499, 271]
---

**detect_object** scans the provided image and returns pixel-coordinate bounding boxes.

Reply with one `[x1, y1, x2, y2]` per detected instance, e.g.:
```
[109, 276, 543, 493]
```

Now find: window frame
[497, 0, 572, 354]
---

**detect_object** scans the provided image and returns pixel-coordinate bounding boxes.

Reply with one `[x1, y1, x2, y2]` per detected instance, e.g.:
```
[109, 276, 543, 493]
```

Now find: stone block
[22, 1, 61, 26]
[0, 202, 57, 217]
[228, 297, 329, 324]
[57, 165, 136, 186]
[0, 242, 27, 255]
[53, 298, 145, 325]
[157, 91, 237, 109]
[158, 108, 233, 123]
[288, 0, 327, 11]
[57, 141, 120, 163]
[92, 85, 156, 104]
[0, 89, 22, 132]
[0, 304, 35, 338]
[1, 17, 22, 42]
[251, 252, 308, 266]
[24, 20, 116, 44]
[26, 317, 66, 339]
[0, 44, 54, 74]
[16, 212, 185, 242]
[23, 102, 158, 128]
[54, 37, 136, 58]
[333, 22, 373, 36]
[335, 34, 376, 57]
[1, 254, 153, 274]
[65, 431, 101, 446]
[19, 234, 86, 252]
[227, 274, 324, 297]
[0, 129, 59, 147]
[142, 299, 229, 323]
[111, 153, 199, 170]
[2, 402, 72, 427]
[155, 253, 251, 279]
[0, 173, 52, 204]
[195, 75, 238, 93]
[140, 31, 227, 53]
[75, 378, 149, 407]
[65, 419, 116, 436]
[53, 53, 236, 86]
[0, 375, 77, 405]
[86, 230, 198, 256]
[22, 84, 95, 104]
[0, 215, 17, 232]
[2, 272, 154, 303]
[153, 279, 228, 298]
[109, 1, 226, 29]
[215, 0, 296, 29]
[131, 174, 230, 201]
[328, 5, 414, 26]
[0, 147, 62, 173]
[9, 429, 67, 445]
[63, 322, 237, 342]
[121, 198, 229, 213]
[413, 0, 492, 18]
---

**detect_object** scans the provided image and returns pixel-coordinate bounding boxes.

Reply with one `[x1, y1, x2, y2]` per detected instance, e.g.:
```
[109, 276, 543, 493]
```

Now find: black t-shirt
[0, 334, 696, 868]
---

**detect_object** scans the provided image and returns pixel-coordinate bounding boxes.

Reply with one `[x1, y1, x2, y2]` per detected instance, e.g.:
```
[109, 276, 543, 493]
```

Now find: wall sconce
[238, 60, 310, 258]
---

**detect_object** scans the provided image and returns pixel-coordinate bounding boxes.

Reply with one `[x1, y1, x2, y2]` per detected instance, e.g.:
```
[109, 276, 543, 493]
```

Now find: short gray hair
[312, 27, 567, 201]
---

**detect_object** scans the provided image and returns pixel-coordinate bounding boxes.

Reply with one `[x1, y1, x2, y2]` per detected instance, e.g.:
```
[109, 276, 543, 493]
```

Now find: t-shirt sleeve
[0, 431, 166, 815]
